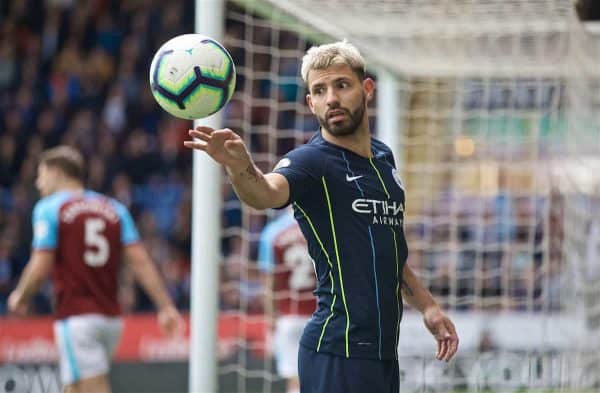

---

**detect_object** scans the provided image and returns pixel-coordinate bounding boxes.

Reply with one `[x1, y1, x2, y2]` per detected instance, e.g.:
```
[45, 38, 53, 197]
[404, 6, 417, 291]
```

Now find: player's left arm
[123, 243, 185, 336]
[8, 250, 55, 315]
[400, 263, 459, 362]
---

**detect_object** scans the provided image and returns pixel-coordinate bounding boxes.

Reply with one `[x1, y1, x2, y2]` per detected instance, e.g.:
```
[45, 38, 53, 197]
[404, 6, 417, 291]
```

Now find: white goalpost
[190, 1, 225, 392]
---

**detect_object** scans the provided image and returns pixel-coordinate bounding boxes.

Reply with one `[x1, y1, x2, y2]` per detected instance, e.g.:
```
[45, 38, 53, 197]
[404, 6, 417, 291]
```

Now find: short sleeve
[113, 201, 140, 245]
[31, 200, 58, 250]
[257, 226, 276, 273]
[385, 149, 397, 169]
[257, 211, 295, 272]
[272, 146, 321, 207]
[373, 139, 397, 169]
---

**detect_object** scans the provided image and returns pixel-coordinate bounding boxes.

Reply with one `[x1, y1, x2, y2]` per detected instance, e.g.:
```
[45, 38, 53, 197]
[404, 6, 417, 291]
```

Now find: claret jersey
[32, 190, 140, 319]
[274, 131, 409, 360]
[258, 211, 317, 316]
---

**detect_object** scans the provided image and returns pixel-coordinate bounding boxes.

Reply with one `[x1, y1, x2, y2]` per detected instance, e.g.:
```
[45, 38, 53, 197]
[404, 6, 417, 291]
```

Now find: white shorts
[53, 314, 123, 385]
[274, 315, 310, 378]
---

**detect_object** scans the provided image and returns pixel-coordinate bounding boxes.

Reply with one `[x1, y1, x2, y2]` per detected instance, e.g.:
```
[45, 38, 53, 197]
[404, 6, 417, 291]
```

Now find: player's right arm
[184, 126, 289, 209]
[8, 250, 55, 315]
[9, 198, 58, 316]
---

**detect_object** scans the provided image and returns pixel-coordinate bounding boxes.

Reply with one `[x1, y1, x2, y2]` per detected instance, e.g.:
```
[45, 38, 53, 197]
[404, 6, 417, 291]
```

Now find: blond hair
[301, 40, 366, 84]
[39, 145, 85, 181]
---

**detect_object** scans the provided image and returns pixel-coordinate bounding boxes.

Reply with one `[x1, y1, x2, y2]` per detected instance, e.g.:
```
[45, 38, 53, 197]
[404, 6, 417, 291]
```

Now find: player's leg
[298, 345, 399, 393]
[54, 315, 123, 393]
[275, 316, 308, 393]
[64, 374, 111, 393]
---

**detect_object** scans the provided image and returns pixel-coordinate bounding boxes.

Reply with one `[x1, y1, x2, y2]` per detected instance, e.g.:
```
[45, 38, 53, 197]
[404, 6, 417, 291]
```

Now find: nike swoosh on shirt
[346, 174, 364, 182]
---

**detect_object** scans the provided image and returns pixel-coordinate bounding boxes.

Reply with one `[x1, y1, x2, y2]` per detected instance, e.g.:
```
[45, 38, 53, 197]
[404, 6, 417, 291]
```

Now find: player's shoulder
[371, 137, 396, 167]
[287, 138, 325, 157]
[275, 132, 331, 170]
[83, 190, 131, 217]
[83, 190, 115, 205]
[371, 137, 393, 156]
[293, 131, 336, 154]
[33, 191, 74, 217]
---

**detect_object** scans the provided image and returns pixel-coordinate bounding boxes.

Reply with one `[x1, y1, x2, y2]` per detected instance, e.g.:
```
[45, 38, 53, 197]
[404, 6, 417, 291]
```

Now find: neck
[56, 179, 84, 194]
[320, 122, 372, 158]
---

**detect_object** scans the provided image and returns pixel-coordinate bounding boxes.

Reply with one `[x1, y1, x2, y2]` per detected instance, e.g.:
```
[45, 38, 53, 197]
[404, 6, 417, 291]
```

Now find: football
[149, 34, 236, 119]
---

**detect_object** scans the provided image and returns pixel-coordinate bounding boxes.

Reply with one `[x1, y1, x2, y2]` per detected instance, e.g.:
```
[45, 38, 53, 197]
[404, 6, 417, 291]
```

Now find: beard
[317, 95, 366, 136]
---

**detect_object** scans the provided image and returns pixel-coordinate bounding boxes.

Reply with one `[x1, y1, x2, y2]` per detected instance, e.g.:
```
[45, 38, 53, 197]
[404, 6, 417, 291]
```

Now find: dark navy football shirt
[273, 131, 408, 360]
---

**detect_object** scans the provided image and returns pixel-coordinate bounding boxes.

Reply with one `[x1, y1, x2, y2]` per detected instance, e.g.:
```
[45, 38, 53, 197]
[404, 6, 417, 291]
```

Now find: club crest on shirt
[274, 158, 291, 171]
[392, 168, 404, 190]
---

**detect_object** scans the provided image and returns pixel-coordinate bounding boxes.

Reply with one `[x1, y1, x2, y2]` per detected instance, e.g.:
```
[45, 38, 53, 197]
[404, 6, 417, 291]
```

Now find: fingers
[445, 321, 459, 361]
[164, 318, 181, 336]
[7, 292, 25, 316]
[431, 317, 459, 362]
[183, 140, 207, 150]
[185, 128, 237, 151]
[436, 335, 449, 361]
[169, 313, 186, 336]
[189, 127, 236, 140]
[188, 129, 211, 141]
[10, 302, 28, 316]
[185, 128, 209, 151]
[446, 335, 459, 361]
[436, 320, 459, 362]
[193, 125, 215, 134]
[159, 308, 186, 337]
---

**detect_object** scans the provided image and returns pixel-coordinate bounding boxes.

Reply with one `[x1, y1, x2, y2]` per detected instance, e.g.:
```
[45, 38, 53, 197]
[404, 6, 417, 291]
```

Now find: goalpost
[191, 0, 600, 391]
[190, 1, 224, 393]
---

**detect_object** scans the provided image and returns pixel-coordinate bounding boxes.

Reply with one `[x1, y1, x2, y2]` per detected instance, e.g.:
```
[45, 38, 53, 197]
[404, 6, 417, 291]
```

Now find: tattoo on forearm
[401, 279, 414, 296]
[243, 164, 259, 182]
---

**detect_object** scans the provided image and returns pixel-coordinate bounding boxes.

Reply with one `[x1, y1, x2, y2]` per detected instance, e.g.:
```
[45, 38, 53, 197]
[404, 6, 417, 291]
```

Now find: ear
[306, 93, 315, 114]
[363, 78, 375, 101]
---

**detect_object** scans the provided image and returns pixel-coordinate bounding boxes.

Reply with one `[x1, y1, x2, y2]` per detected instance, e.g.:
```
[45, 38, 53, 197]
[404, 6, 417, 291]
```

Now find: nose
[325, 89, 340, 107]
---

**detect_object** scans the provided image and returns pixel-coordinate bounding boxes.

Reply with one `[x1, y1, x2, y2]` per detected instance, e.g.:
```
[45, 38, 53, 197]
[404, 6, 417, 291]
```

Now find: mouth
[327, 110, 347, 122]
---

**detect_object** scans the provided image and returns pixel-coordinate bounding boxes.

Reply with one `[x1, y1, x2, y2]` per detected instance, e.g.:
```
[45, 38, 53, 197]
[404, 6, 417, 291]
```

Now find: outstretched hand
[158, 305, 186, 337]
[184, 126, 251, 169]
[423, 307, 459, 362]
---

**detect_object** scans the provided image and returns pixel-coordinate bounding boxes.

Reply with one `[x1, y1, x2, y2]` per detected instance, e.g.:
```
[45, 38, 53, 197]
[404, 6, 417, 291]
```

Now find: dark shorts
[298, 344, 399, 393]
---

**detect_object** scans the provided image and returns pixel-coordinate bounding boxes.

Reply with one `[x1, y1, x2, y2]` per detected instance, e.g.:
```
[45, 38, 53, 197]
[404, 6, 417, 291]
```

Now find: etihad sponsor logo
[352, 199, 404, 215]
[351, 198, 404, 226]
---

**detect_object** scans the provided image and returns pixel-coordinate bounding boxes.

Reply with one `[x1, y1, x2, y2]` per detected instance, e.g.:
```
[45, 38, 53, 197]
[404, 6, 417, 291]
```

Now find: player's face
[306, 64, 374, 136]
[36, 164, 57, 197]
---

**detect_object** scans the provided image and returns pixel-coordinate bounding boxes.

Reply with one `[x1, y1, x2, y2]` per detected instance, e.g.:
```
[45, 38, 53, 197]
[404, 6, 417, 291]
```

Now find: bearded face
[306, 64, 373, 138]
[316, 94, 366, 136]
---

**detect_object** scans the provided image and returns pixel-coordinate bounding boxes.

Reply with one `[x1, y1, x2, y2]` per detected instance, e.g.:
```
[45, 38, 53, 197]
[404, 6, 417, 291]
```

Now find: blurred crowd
[0, 0, 204, 314]
[405, 188, 565, 312]
[0, 0, 568, 317]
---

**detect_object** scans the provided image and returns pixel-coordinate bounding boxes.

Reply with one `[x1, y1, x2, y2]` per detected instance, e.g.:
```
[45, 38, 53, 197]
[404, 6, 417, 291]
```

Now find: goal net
[215, 1, 600, 391]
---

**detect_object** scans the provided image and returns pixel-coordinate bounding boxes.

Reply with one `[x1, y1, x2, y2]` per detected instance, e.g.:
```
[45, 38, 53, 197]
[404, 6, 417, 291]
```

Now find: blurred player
[258, 209, 316, 393]
[185, 41, 458, 392]
[8, 146, 184, 393]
